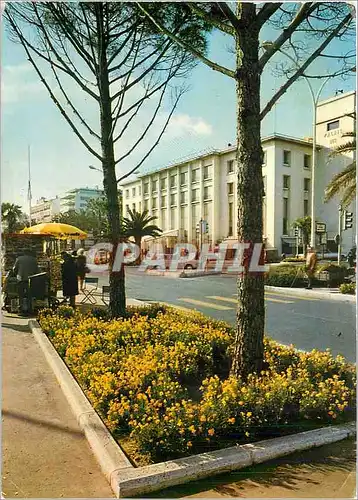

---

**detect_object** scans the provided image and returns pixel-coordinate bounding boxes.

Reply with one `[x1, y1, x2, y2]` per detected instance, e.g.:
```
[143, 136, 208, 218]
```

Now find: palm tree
[1, 203, 24, 233]
[325, 132, 356, 207]
[292, 216, 311, 255]
[122, 209, 162, 260]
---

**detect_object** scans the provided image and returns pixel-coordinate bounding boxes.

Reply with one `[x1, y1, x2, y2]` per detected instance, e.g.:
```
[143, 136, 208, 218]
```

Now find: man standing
[13, 248, 39, 314]
[305, 246, 317, 290]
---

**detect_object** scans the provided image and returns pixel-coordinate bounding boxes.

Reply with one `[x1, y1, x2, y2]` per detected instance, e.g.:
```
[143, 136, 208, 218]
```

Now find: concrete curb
[265, 285, 356, 302]
[113, 422, 356, 497]
[28, 320, 134, 485]
[29, 320, 356, 498]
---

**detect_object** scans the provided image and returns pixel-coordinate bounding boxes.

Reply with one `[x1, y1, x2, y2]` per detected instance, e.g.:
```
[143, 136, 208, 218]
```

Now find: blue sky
[1, 8, 355, 213]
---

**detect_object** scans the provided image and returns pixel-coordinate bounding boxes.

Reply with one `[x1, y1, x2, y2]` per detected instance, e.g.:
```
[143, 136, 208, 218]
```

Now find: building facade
[59, 187, 104, 213]
[31, 196, 61, 224]
[31, 188, 104, 224]
[120, 91, 356, 255]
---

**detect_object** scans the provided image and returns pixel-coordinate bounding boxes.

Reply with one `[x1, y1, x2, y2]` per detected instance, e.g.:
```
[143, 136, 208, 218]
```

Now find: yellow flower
[200, 415, 207, 422]
[179, 428, 185, 435]
[238, 401, 244, 406]
[189, 425, 196, 435]
[187, 441, 192, 448]
[227, 417, 235, 424]
[208, 428, 215, 436]
[246, 412, 252, 417]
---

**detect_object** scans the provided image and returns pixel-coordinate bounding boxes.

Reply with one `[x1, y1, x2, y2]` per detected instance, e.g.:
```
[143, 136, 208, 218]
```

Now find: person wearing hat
[305, 246, 317, 290]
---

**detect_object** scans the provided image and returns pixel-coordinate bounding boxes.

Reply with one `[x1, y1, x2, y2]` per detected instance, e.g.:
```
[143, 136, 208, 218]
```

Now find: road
[92, 269, 356, 362]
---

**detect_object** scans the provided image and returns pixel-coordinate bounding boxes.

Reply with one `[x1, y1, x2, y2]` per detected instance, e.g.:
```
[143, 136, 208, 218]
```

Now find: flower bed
[38, 305, 356, 465]
[340, 282, 356, 295]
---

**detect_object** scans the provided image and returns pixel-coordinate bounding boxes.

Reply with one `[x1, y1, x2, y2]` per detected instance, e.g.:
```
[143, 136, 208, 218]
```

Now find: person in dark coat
[76, 248, 87, 291]
[61, 252, 79, 307]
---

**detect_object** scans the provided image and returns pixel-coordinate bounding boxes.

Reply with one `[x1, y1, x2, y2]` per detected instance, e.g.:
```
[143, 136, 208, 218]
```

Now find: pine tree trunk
[97, 4, 126, 317]
[231, 4, 265, 379]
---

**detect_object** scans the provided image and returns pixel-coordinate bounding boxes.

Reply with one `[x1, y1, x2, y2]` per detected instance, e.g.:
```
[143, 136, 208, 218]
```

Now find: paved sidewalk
[2, 313, 114, 498]
[265, 285, 356, 302]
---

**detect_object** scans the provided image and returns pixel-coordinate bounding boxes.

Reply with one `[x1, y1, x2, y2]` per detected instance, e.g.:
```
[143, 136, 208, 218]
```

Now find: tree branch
[260, 12, 353, 120]
[114, 63, 176, 163]
[256, 3, 283, 27]
[12, 32, 102, 161]
[217, 2, 246, 33]
[135, 2, 235, 80]
[116, 88, 184, 183]
[259, 3, 317, 70]
[184, 2, 235, 36]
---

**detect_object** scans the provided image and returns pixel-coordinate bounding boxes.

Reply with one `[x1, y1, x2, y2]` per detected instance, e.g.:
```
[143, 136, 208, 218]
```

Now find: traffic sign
[315, 222, 326, 233]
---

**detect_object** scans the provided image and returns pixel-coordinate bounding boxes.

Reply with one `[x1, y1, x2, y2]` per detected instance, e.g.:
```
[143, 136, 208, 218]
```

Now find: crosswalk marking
[220, 295, 294, 304]
[266, 291, 320, 301]
[207, 296, 237, 304]
[160, 302, 195, 313]
[178, 298, 234, 311]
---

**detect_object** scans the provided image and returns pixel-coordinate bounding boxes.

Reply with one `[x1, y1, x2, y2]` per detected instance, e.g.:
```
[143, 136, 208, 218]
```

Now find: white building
[59, 187, 104, 213]
[120, 91, 356, 255]
[31, 196, 61, 224]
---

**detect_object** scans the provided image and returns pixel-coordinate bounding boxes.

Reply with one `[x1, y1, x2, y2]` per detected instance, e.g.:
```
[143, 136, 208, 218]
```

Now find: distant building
[31, 187, 105, 224]
[31, 196, 61, 223]
[120, 91, 356, 255]
[59, 187, 104, 213]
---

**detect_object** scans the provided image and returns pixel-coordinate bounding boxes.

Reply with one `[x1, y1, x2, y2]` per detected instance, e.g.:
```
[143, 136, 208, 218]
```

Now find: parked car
[146, 253, 199, 270]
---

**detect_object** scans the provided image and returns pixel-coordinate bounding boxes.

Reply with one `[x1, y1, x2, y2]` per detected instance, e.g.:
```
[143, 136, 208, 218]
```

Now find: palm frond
[329, 139, 356, 157]
[325, 161, 356, 202]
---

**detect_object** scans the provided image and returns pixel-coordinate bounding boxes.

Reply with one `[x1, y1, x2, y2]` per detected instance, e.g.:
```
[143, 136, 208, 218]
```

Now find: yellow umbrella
[21, 222, 87, 240]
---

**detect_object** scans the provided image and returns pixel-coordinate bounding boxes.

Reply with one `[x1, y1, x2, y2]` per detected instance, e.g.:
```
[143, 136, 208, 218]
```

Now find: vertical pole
[28, 145, 32, 226]
[338, 204, 342, 266]
[310, 102, 317, 248]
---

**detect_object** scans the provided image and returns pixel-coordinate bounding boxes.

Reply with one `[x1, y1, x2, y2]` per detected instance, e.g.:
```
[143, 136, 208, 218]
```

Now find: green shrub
[265, 265, 306, 287]
[340, 282, 356, 295]
[283, 257, 305, 263]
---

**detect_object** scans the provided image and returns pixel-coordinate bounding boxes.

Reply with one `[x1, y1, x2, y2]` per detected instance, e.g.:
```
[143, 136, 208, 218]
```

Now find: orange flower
[208, 428, 215, 436]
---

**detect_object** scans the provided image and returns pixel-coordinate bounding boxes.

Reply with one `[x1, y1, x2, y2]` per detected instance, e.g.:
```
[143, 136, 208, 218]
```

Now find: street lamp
[89, 165, 102, 173]
[261, 42, 334, 248]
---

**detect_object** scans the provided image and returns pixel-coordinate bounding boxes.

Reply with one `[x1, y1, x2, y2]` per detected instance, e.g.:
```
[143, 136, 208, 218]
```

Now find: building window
[283, 150, 291, 166]
[227, 160, 234, 174]
[283, 175, 290, 189]
[138, 201, 142, 212]
[132, 203, 136, 211]
[170, 193, 176, 206]
[283, 198, 289, 235]
[304, 178, 310, 192]
[191, 189, 199, 202]
[170, 175, 176, 188]
[204, 186, 211, 200]
[304, 154, 311, 169]
[180, 191, 187, 204]
[228, 182, 234, 195]
[144, 199, 148, 211]
[138, 186, 141, 196]
[304, 199, 309, 216]
[144, 182, 149, 195]
[192, 169, 199, 183]
[180, 172, 187, 186]
[132, 187, 136, 197]
[263, 176, 267, 197]
[228, 202, 233, 237]
[161, 195, 166, 208]
[125, 189, 129, 198]
[327, 120, 339, 131]
[162, 210, 166, 231]
[262, 150, 267, 165]
[170, 208, 176, 230]
[152, 198, 157, 209]
[203, 165, 211, 180]
[152, 180, 158, 193]
[125, 204, 130, 215]
[160, 178, 167, 191]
